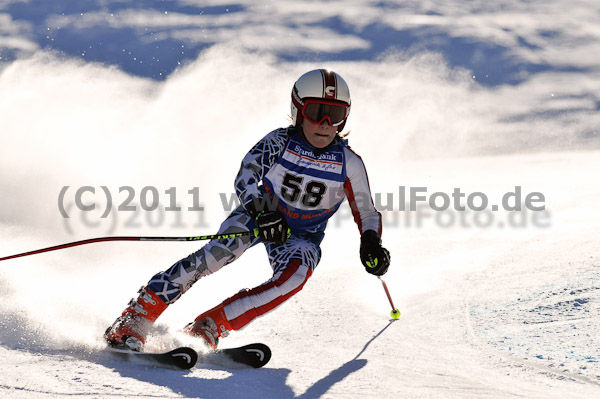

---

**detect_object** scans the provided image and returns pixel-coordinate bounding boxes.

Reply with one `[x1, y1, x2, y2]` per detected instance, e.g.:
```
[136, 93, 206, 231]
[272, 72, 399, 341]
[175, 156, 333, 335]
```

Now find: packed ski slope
[1, 151, 599, 398]
[1, 0, 600, 398]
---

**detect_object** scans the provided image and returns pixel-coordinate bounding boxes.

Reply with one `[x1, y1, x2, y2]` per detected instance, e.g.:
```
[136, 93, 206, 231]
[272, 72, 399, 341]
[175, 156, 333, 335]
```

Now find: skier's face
[301, 118, 338, 148]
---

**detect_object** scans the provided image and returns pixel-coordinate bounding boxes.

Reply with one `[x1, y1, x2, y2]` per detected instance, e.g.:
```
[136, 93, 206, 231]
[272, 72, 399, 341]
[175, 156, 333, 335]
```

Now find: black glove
[246, 197, 289, 245]
[360, 230, 390, 276]
[255, 211, 289, 244]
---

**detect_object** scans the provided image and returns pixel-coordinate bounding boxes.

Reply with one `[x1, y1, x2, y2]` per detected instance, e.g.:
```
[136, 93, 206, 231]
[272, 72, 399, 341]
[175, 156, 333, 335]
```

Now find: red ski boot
[104, 286, 167, 351]
[184, 304, 232, 350]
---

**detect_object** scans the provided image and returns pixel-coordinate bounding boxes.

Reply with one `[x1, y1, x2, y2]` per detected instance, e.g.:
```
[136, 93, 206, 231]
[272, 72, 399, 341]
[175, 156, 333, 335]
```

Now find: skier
[104, 69, 391, 351]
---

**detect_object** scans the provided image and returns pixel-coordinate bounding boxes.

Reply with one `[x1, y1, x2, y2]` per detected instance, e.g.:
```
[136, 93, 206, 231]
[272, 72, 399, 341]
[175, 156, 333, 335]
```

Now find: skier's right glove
[245, 196, 290, 245]
[254, 211, 289, 245]
[360, 230, 390, 276]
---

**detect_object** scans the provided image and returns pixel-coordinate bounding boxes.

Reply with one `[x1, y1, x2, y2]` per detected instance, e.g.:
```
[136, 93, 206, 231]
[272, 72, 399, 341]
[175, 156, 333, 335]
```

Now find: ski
[106, 343, 271, 369]
[107, 346, 198, 370]
[213, 343, 271, 368]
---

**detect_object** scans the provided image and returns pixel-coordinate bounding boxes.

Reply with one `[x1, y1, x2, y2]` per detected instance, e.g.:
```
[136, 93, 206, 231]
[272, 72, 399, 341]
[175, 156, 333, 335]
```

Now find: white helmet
[291, 69, 351, 131]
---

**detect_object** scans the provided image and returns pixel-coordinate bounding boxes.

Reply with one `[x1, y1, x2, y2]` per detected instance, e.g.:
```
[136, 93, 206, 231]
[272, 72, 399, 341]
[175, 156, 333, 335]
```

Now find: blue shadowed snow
[1, 1, 594, 86]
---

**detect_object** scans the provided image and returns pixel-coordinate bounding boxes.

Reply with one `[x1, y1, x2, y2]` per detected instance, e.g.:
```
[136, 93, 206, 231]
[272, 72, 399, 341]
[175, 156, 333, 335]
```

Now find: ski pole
[379, 276, 401, 319]
[0, 230, 258, 262]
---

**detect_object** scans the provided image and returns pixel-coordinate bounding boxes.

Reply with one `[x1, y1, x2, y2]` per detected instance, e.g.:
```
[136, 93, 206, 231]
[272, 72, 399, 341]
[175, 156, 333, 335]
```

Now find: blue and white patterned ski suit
[147, 126, 381, 330]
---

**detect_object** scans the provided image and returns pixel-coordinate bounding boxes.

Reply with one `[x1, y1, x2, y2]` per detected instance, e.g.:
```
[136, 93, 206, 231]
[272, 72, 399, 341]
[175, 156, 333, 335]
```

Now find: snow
[1, 1, 600, 398]
[1, 151, 598, 398]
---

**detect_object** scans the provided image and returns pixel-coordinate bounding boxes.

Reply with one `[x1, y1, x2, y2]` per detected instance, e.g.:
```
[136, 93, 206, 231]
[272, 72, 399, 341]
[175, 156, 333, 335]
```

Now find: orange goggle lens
[301, 100, 348, 126]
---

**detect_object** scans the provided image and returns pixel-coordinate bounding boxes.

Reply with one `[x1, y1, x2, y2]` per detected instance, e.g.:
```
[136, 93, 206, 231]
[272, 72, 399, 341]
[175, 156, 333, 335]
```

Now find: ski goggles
[301, 99, 349, 126]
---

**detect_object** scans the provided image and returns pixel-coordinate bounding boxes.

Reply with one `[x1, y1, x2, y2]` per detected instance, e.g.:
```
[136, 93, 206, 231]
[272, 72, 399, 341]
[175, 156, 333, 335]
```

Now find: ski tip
[245, 343, 272, 368]
[106, 346, 198, 370]
[167, 347, 198, 369]
[224, 343, 271, 368]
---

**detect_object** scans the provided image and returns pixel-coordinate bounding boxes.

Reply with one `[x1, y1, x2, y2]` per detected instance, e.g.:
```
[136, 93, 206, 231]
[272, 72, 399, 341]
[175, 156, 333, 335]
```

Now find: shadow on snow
[2, 1, 590, 86]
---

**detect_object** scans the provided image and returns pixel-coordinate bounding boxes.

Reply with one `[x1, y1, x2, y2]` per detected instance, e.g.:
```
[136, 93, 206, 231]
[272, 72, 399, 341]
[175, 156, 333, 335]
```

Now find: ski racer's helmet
[291, 69, 351, 132]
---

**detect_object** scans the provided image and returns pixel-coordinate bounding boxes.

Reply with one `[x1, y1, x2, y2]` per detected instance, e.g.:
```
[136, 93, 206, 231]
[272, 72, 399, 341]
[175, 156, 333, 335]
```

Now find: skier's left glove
[360, 230, 390, 276]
